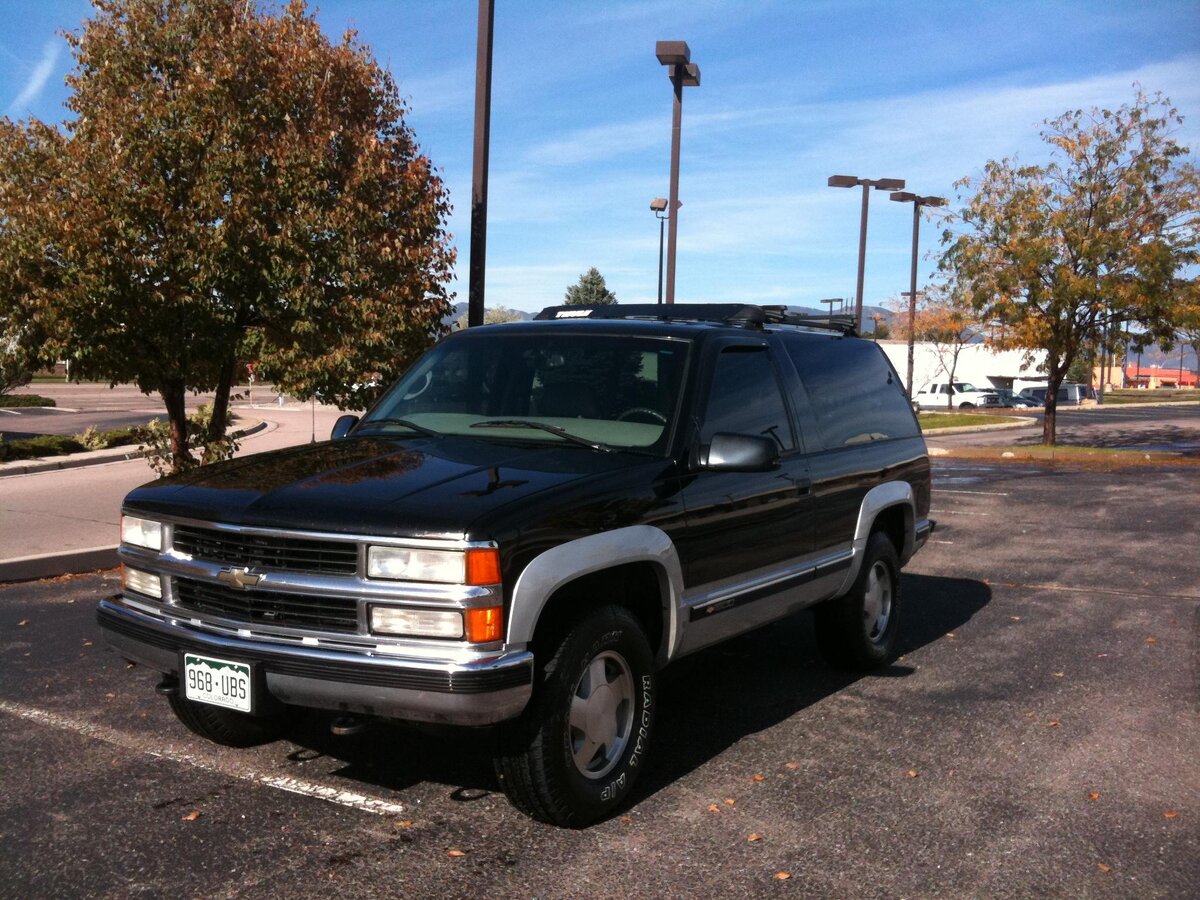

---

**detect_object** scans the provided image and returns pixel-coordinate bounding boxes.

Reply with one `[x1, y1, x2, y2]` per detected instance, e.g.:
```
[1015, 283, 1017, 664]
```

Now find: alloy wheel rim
[863, 561, 893, 643]
[568, 650, 635, 779]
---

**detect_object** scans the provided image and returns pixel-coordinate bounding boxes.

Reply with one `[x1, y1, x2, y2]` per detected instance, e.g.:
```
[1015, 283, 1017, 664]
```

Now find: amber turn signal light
[465, 548, 501, 585]
[464, 606, 503, 643]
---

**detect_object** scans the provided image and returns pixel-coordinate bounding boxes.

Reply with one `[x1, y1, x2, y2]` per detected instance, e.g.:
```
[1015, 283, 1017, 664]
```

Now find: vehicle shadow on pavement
[270, 573, 989, 807]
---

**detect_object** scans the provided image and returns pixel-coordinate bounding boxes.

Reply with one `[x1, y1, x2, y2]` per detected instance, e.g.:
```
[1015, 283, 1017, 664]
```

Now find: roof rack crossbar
[533, 303, 859, 336]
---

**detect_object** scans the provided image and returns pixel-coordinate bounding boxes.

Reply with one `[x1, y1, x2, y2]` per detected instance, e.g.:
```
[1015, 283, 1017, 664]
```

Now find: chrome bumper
[97, 599, 533, 727]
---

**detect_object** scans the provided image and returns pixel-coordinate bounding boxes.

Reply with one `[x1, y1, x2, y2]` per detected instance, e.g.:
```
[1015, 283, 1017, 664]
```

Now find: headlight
[369, 606, 464, 639]
[367, 547, 465, 583]
[366, 547, 501, 585]
[121, 515, 163, 552]
[122, 566, 163, 599]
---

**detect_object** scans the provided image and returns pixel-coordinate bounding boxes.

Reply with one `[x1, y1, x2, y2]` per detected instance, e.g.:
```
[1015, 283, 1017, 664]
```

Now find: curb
[0, 419, 269, 478]
[920, 416, 1037, 437]
[0, 546, 119, 583]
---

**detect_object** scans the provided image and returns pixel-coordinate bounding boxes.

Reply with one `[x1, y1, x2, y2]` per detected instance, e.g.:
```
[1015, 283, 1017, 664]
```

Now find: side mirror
[331, 414, 359, 440]
[700, 433, 779, 472]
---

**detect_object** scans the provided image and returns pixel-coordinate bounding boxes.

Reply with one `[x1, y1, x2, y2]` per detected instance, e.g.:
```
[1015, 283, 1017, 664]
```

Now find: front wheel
[814, 531, 901, 670]
[958, 401, 976, 409]
[167, 693, 299, 748]
[494, 606, 655, 827]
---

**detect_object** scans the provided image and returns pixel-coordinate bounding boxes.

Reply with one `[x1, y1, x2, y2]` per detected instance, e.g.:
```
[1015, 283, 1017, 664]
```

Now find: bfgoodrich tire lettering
[814, 531, 901, 670]
[494, 605, 655, 827]
[167, 694, 299, 748]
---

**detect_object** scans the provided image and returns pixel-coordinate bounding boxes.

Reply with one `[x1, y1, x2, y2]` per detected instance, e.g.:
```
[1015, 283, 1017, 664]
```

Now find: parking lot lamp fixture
[828, 175, 906, 331]
[650, 197, 669, 304]
[890, 191, 946, 398]
[656, 41, 700, 304]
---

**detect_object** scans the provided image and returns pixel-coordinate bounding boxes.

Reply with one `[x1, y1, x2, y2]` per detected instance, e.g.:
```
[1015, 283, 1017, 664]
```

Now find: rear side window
[782, 336, 919, 449]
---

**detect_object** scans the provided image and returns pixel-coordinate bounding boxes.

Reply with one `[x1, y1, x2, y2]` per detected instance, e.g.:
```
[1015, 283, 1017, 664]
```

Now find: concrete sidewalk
[0, 400, 344, 582]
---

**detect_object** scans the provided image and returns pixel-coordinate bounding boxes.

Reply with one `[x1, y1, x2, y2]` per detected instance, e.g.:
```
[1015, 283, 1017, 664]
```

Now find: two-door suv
[100, 304, 934, 826]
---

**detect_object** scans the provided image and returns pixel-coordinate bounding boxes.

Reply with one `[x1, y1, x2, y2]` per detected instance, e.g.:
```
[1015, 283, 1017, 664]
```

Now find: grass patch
[0, 424, 140, 462]
[933, 444, 1199, 469]
[1102, 390, 1198, 405]
[919, 412, 1028, 430]
[0, 394, 56, 408]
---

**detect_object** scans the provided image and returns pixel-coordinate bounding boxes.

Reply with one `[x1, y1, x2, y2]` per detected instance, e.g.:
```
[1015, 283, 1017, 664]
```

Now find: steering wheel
[616, 407, 667, 424]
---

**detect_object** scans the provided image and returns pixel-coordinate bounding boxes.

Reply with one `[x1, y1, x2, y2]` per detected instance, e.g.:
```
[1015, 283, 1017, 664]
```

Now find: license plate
[182, 653, 252, 713]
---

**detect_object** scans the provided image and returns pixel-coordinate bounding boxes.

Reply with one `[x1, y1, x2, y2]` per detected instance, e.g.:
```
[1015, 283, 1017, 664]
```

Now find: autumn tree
[0, 0, 454, 472]
[891, 283, 985, 407]
[941, 91, 1199, 443]
[564, 267, 617, 305]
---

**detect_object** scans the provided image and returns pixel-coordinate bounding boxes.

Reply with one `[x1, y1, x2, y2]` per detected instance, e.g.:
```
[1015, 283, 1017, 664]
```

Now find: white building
[876, 340, 1048, 393]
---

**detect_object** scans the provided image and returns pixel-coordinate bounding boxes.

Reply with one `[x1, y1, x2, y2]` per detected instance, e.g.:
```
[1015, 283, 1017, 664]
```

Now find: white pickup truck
[913, 381, 1001, 410]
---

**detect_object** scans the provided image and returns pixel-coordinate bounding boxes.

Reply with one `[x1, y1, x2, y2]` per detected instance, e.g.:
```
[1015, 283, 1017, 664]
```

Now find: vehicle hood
[122, 436, 667, 539]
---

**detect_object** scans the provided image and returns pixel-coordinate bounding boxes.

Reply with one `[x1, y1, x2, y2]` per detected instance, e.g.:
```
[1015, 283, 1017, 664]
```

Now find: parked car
[1017, 383, 1095, 406]
[99, 303, 934, 827]
[913, 381, 1002, 409]
[991, 389, 1039, 408]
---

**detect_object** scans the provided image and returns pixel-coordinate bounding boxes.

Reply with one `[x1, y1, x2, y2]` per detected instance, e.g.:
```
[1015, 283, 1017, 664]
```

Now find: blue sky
[2, 0, 1198, 315]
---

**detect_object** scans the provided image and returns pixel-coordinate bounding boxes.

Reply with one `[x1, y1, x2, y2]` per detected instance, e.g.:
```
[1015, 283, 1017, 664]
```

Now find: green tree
[0, 0, 454, 472]
[564, 267, 617, 306]
[941, 91, 1199, 443]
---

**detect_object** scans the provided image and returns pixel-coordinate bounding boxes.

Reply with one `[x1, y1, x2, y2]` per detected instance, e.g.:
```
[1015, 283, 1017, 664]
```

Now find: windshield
[358, 332, 689, 454]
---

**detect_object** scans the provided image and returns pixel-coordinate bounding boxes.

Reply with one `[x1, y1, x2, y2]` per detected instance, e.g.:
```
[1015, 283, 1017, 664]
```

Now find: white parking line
[936, 489, 1010, 496]
[0, 699, 407, 817]
[928, 509, 991, 516]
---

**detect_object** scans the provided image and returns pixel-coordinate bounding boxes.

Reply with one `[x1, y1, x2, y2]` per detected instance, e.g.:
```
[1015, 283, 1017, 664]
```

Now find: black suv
[100, 304, 933, 826]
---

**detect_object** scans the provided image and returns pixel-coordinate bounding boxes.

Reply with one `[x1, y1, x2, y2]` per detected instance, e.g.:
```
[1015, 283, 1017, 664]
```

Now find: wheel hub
[862, 561, 893, 643]
[568, 651, 634, 779]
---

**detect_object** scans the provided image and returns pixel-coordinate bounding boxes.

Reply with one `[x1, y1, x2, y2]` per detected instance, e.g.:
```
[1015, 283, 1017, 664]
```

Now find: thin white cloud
[6, 39, 60, 117]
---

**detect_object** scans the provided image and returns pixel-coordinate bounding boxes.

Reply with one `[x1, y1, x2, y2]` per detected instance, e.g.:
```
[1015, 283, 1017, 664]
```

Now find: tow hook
[330, 716, 367, 737]
[154, 676, 179, 697]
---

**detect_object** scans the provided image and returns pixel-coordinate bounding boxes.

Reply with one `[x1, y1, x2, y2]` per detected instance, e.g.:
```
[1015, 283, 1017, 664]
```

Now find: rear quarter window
[782, 336, 919, 449]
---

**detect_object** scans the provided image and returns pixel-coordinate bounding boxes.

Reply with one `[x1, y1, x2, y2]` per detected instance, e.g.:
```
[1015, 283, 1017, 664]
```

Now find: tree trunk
[1042, 369, 1065, 445]
[202, 353, 237, 465]
[160, 380, 191, 472]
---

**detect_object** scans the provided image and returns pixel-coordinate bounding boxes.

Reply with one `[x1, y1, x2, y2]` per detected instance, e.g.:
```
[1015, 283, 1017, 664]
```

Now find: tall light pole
[467, 0, 494, 327]
[828, 175, 905, 331]
[890, 191, 946, 398]
[656, 41, 700, 304]
[650, 197, 669, 304]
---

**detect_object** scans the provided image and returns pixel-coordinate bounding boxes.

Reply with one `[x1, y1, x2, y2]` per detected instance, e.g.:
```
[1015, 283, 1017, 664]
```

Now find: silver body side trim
[507, 525, 684, 662]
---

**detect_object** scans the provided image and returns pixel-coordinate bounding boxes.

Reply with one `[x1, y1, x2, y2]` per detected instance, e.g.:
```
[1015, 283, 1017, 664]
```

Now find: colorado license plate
[182, 653, 252, 712]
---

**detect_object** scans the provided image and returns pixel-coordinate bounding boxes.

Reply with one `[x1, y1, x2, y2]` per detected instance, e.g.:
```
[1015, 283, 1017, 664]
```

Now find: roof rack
[534, 304, 859, 336]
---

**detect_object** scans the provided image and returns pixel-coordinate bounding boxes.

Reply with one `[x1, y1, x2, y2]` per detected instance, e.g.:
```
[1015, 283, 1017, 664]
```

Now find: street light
[828, 174, 905, 331]
[890, 191, 946, 398]
[656, 40, 700, 304]
[650, 197, 669, 304]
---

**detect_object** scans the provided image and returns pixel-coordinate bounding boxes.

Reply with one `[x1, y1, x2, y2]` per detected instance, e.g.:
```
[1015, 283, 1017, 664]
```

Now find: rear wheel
[167, 694, 299, 748]
[814, 531, 901, 670]
[494, 605, 655, 827]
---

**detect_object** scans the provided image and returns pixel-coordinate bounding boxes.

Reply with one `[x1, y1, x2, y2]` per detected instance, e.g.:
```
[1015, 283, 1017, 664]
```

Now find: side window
[700, 347, 794, 451]
[783, 335, 919, 449]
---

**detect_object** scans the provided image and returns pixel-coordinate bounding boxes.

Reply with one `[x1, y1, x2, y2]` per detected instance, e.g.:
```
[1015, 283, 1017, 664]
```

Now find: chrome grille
[173, 525, 358, 576]
[174, 578, 359, 632]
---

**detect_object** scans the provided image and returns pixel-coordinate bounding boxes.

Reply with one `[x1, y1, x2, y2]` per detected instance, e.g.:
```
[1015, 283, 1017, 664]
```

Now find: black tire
[814, 531, 901, 671]
[167, 694, 299, 748]
[494, 606, 655, 827]
[958, 401, 976, 409]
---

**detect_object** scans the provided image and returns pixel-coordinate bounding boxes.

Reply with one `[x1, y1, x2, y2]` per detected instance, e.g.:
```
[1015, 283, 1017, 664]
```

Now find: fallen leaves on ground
[447, 849, 465, 858]
[785, 762, 798, 770]
[395, 820, 414, 828]
[748, 833, 762, 842]
[907, 770, 919, 778]
[752, 774, 765, 782]
[1089, 792, 1101, 802]
[181, 811, 201, 821]
[1047, 720, 1061, 727]
[773, 871, 791, 881]
[708, 804, 720, 813]
[1054, 672, 1065, 677]
[724, 798, 736, 806]
[1145, 637, 1158, 644]
[1097, 863, 1112, 873]
[1165, 811, 1179, 819]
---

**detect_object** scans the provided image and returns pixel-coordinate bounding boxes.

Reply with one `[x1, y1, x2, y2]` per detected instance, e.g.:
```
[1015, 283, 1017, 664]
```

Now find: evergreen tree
[564, 268, 617, 305]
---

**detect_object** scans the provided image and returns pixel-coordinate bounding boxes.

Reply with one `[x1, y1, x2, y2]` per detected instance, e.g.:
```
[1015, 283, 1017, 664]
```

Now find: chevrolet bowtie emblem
[217, 567, 262, 590]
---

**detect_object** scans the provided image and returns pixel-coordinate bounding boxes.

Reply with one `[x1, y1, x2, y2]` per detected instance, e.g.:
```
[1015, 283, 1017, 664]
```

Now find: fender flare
[507, 525, 684, 664]
[833, 481, 915, 596]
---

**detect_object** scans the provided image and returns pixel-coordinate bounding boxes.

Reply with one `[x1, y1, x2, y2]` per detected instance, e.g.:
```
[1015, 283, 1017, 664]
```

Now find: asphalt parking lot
[1, 458, 1197, 898]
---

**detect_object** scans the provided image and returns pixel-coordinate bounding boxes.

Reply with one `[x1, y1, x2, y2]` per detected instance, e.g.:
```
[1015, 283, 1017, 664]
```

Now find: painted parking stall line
[0, 699, 407, 817]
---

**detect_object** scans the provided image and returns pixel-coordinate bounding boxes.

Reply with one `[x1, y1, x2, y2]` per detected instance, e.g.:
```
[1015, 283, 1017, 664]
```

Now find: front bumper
[97, 599, 533, 727]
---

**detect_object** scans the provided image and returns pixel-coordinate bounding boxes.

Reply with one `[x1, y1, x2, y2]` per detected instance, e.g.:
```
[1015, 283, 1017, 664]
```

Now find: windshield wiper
[355, 417, 442, 438]
[470, 419, 613, 453]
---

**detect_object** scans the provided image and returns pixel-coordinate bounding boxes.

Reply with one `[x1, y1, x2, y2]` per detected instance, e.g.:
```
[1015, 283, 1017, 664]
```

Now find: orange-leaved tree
[940, 91, 1199, 443]
[0, 0, 454, 473]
